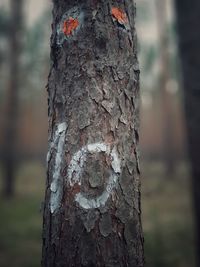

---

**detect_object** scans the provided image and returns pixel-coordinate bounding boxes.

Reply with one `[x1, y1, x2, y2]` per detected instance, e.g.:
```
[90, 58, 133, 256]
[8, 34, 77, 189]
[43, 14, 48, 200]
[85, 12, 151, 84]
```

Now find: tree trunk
[155, 0, 175, 177]
[42, 1, 144, 266]
[2, 0, 23, 197]
[175, 0, 200, 266]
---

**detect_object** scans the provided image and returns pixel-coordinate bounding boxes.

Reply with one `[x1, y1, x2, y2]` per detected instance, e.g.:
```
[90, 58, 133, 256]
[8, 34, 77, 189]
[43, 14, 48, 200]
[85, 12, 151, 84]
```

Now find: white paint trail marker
[67, 143, 121, 209]
[49, 122, 67, 213]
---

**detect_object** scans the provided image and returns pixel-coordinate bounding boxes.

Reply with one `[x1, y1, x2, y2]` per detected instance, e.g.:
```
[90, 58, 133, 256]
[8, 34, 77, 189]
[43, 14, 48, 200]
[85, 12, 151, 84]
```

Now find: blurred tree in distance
[155, 0, 175, 176]
[2, 0, 23, 197]
[175, 0, 200, 265]
[137, 0, 185, 165]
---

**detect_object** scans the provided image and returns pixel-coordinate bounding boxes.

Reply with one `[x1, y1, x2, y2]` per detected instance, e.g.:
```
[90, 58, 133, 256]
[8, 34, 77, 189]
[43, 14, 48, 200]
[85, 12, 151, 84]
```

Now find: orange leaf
[63, 17, 79, 36]
[111, 7, 128, 24]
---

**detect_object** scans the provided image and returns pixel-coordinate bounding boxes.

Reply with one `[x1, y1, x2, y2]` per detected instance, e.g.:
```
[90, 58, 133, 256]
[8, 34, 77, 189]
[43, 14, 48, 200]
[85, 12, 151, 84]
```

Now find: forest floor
[142, 161, 195, 267]
[0, 160, 195, 267]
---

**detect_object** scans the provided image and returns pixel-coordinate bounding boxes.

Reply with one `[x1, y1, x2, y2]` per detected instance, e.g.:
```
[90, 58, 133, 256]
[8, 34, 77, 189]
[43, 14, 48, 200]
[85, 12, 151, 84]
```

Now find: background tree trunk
[155, 0, 175, 177]
[42, 1, 144, 266]
[2, 0, 23, 197]
[175, 0, 200, 266]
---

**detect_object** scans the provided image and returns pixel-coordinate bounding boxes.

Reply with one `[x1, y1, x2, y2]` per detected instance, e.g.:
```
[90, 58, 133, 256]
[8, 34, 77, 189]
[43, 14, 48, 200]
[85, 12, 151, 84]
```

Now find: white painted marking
[67, 142, 121, 209]
[50, 122, 67, 213]
[110, 147, 121, 173]
[87, 143, 108, 153]
[68, 147, 87, 186]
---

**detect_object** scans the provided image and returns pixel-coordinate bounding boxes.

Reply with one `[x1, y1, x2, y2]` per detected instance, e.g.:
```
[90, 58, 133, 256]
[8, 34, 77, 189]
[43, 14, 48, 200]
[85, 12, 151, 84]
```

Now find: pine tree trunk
[42, 1, 144, 266]
[175, 0, 200, 266]
[3, 0, 23, 197]
[155, 0, 175, 177]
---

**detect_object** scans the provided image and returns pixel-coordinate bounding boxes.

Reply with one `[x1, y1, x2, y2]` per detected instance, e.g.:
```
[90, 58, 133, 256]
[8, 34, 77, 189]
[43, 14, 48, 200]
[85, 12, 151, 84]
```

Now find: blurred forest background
[0, 0, 195, 267]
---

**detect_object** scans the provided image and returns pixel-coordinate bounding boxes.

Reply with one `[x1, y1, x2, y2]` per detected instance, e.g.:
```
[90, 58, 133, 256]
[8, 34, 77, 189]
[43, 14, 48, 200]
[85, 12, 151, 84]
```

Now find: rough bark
[175, 0, 200, 266]
[42, 1, 144, 266]
[2, 0, 23, 197]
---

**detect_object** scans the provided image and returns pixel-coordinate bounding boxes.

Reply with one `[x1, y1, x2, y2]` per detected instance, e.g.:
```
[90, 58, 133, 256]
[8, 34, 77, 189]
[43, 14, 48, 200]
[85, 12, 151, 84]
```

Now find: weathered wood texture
[42, 1, 144, 266]
[175, 0, 200, 266]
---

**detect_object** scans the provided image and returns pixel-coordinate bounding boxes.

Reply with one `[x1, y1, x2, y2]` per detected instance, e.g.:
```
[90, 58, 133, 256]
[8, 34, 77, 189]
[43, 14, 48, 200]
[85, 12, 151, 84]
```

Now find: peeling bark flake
[99, 213, 113, 237]
[111, 7, 128, 25]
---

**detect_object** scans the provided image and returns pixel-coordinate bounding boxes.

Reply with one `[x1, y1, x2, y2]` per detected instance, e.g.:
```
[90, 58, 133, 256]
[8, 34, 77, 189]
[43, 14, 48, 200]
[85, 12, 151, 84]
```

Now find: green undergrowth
[142, 161, 195, 267]
[0, 161, 45, 267]
[0, 160, 196, 267]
